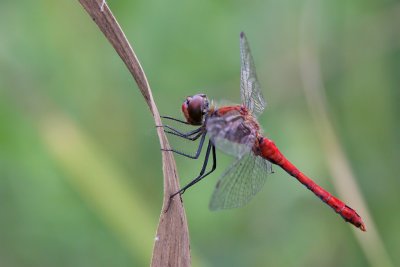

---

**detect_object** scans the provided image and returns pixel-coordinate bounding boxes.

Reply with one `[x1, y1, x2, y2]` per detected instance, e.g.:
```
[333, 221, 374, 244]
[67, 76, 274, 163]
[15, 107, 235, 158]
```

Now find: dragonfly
[161, 32, 366, 231]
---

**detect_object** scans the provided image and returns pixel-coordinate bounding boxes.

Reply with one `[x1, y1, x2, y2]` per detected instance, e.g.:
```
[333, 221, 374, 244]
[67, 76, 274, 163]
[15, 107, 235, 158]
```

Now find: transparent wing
[240, 32, 266, 117]
[209, 152, 272, 210]
[206, 110, 257, 159]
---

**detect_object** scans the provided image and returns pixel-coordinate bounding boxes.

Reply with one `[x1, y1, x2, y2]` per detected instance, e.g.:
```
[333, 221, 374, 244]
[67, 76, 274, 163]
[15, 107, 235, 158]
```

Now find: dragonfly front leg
[171, 141, 217, 198]
[162, 131, 207, 159]
[160, 115, 204, 140]
[163, 125, 203, 141]
[160, 115, 190, 125]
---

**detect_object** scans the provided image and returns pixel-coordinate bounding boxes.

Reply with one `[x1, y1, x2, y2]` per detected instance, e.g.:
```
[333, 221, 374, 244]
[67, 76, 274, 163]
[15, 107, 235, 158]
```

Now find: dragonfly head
[182, 94, 209, 125]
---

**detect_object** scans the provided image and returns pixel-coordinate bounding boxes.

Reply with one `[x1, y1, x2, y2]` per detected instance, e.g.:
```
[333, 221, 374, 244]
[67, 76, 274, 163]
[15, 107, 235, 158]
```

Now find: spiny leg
[165, 129, 204, 141]
[161, 115, 190, 125]
[159, 115, 204, 140]
[162, 131, 207, 159]
[171, 142, 217, 198]
[163, 125, 203, 140]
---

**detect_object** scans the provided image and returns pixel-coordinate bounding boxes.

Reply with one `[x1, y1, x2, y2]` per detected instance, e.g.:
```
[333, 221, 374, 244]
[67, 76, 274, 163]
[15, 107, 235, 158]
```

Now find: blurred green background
[0, 0, 399, 266]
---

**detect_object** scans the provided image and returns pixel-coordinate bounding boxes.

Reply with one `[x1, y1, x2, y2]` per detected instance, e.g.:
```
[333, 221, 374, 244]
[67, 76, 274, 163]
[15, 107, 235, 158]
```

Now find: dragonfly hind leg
[171, 141, 217, 198]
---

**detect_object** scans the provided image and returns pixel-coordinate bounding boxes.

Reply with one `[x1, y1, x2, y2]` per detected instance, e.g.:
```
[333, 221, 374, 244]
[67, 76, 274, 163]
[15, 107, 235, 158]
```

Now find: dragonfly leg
[163, 125, 203, 141]
[161, 115, 190, 125]
[171, 142, 216, 198]
[162, 131, 207, 159]
[165, 130, 204, 141]
[163, 125, 202, 136]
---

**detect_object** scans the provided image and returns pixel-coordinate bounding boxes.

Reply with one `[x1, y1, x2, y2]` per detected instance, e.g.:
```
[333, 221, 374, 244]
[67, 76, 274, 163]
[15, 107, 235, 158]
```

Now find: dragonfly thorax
[182, 94, 210, 125]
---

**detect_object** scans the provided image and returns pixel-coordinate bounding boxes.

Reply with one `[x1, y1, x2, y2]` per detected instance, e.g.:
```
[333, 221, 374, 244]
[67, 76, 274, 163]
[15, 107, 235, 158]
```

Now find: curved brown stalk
[77, 1, 190, 266]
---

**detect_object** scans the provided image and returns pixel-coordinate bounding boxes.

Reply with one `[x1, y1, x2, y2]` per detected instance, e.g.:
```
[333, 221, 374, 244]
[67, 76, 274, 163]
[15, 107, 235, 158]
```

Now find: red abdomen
[258, 137, 366, 231]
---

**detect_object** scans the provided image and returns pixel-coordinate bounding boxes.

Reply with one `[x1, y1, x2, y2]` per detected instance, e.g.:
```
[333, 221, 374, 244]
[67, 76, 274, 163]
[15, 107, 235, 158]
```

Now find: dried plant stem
[77, 1, 190, 266]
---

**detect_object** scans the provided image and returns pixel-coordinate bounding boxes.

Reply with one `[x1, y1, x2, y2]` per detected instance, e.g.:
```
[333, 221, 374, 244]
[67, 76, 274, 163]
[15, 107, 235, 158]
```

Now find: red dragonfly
[162, 32, 366, 231]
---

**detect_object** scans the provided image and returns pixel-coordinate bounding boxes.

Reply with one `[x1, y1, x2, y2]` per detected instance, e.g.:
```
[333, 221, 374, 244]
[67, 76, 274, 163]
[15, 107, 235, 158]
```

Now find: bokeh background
[0, 0, 399, 266]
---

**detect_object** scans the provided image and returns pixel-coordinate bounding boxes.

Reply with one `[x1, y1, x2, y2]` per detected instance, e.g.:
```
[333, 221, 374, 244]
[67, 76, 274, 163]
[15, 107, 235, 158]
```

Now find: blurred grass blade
[40, 113, 153, 265]
[299, 1, 394, 267]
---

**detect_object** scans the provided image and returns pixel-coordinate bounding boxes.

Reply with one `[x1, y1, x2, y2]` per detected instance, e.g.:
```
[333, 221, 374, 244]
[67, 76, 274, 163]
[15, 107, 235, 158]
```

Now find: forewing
[209, 153, 272, 210]
[240, 32, 266, 117]
[206, 110, 257, 158]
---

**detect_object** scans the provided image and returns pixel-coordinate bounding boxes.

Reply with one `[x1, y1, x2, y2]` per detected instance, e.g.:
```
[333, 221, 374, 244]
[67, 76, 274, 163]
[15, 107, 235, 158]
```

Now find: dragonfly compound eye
[181, 94, 206, 125]
[188, 95, 205, 125]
